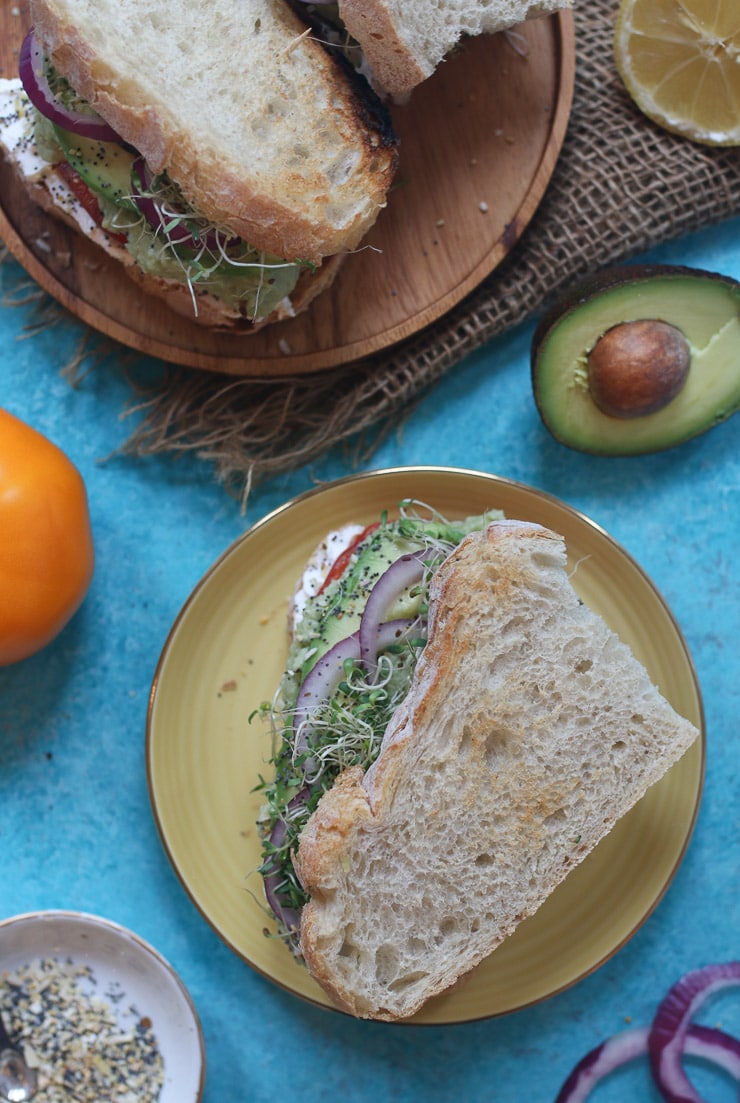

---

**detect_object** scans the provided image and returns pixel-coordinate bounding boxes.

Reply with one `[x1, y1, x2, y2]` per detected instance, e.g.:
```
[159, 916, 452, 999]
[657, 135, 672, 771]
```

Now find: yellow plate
[146, 467, 704, 1024]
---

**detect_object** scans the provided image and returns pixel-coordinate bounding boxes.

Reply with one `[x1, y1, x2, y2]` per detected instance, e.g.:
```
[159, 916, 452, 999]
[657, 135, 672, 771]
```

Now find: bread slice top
[338, 0, 571, 97]
[30, 0, 398, 262]
[295, 520, 699, 1020]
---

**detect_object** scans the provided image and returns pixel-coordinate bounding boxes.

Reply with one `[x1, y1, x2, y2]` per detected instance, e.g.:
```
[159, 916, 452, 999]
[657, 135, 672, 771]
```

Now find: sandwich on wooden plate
[255, 504, 699, 1020]
[0, 0, 398, 327]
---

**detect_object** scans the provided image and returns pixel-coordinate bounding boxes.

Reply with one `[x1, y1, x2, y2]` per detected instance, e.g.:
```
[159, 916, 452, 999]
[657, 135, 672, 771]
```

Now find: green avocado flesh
[532, 266, 740, 455]
[53, 125, 139, 210]
[302, 527, 424, 666]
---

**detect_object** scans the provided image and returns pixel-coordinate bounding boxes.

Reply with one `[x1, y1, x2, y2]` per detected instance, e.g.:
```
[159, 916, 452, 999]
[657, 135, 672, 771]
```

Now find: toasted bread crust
[295, 768, 375, 1015]
[296, 521, 699, 1019]
[30, 0, 398, 261]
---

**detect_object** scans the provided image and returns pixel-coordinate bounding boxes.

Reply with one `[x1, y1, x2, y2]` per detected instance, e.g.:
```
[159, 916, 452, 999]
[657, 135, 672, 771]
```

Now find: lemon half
[614, 0, 740, 146]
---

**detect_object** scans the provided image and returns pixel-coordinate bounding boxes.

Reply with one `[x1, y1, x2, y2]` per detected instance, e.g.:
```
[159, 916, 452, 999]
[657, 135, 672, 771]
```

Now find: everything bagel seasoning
[0, 957, 164, 1102]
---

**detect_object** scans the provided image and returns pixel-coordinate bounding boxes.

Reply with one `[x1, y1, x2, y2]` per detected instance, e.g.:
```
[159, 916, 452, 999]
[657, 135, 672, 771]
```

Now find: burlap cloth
[5, 0, 740, 501]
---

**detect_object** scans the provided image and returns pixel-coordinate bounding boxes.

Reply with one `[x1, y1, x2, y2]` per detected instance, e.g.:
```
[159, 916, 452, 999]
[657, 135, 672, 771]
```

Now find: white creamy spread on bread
[0, 78, 102, 239]
[291, 524, 366, 630]
[0, 80, 49, 178]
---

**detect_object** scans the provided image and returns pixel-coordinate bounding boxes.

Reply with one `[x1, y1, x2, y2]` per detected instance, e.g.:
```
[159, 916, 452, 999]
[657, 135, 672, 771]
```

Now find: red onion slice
[131, 157, 235, 251]
[293, 619, 421, 763]
[648, 961, 740, 1102]
[19, 29, 121, 142]
[358, 552, 426, 672]
[262, 788, 310, 933]
[556, 1023, 740, 1103]
[293, 631, 361, 762]
[555, 1026, 650, 1102]
[684, 1023, 740, 1079]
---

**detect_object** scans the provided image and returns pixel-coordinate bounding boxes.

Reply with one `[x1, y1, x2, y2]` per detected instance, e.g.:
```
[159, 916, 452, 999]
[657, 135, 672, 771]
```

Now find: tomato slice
[54, 161, 128, 245]
[318, 522, 380, 594]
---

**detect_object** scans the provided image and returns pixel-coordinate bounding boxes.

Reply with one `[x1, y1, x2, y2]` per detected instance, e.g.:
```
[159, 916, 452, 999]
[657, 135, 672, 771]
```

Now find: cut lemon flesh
[614, 0, 740, 146]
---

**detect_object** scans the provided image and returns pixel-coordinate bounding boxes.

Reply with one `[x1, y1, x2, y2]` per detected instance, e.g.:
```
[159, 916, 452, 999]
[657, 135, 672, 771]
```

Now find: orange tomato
[0, 408, 95, 665]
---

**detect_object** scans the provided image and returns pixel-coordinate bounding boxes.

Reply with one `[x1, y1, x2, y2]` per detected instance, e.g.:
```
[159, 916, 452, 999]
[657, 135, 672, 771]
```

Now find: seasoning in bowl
[1, 957, 165, 1102]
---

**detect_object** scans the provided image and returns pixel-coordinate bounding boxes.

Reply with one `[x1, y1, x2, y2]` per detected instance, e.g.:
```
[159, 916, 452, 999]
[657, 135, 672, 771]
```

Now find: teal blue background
[1, 215, 739, 1101]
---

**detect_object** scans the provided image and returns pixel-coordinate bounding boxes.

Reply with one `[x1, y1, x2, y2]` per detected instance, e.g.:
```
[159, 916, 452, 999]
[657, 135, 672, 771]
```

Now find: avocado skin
[531, 264, 740, 455]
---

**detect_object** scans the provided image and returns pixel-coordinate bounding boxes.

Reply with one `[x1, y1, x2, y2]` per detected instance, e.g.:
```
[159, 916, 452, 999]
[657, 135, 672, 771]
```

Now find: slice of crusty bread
[295, 520, 700, 1020]
[30, 0, 398, 263]
[337, 0, 571, 97]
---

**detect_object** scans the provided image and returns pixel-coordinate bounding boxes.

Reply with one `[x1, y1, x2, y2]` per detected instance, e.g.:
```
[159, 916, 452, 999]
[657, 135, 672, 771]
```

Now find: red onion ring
[648, 962, 740, 1101]
[358, 552, 426, 672]
[19, 29, 121, 142]
[556, 1023, 740, 1103]
[292, 618, 421, 766]
[130, 157, 235, 251]
[263, 788, 310, 933]
[292, 631, 362, 777]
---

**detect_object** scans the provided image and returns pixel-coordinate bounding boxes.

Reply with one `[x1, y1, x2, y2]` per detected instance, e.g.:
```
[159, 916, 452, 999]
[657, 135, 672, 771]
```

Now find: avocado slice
[52, 124, 138, 211]
[296, 525, 433, 684]
[531, 264, 740, 455]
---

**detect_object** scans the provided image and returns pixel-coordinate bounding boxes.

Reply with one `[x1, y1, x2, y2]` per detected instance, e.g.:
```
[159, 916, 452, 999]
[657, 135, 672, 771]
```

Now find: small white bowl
[0, 910, 205, 1102]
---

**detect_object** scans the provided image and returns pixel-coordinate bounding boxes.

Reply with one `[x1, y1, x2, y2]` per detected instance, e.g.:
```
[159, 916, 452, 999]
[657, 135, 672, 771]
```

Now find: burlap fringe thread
[4, 0, 740, 506]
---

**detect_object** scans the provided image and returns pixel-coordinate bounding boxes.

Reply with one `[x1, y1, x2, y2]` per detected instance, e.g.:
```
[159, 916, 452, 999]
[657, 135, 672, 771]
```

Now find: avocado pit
[586, 319, 691, 419]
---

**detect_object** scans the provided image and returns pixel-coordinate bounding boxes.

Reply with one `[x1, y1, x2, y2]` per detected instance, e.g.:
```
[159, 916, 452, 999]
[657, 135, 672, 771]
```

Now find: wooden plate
[147, 468, 704, 1024]
[0, 3, 574, 377]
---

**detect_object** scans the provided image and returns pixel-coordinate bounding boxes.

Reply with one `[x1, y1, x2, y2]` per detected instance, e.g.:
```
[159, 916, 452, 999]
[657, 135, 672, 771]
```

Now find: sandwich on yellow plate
[0, 0, 398, 328]
[255, 502, 699, 1020]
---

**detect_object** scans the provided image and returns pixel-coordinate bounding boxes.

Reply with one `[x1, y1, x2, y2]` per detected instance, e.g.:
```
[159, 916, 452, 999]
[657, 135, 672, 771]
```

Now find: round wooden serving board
[0, 2, 574, 377]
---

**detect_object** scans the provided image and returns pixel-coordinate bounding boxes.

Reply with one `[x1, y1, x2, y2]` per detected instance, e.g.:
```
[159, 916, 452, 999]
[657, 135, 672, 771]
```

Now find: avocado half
[531, 264, 740, 455]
